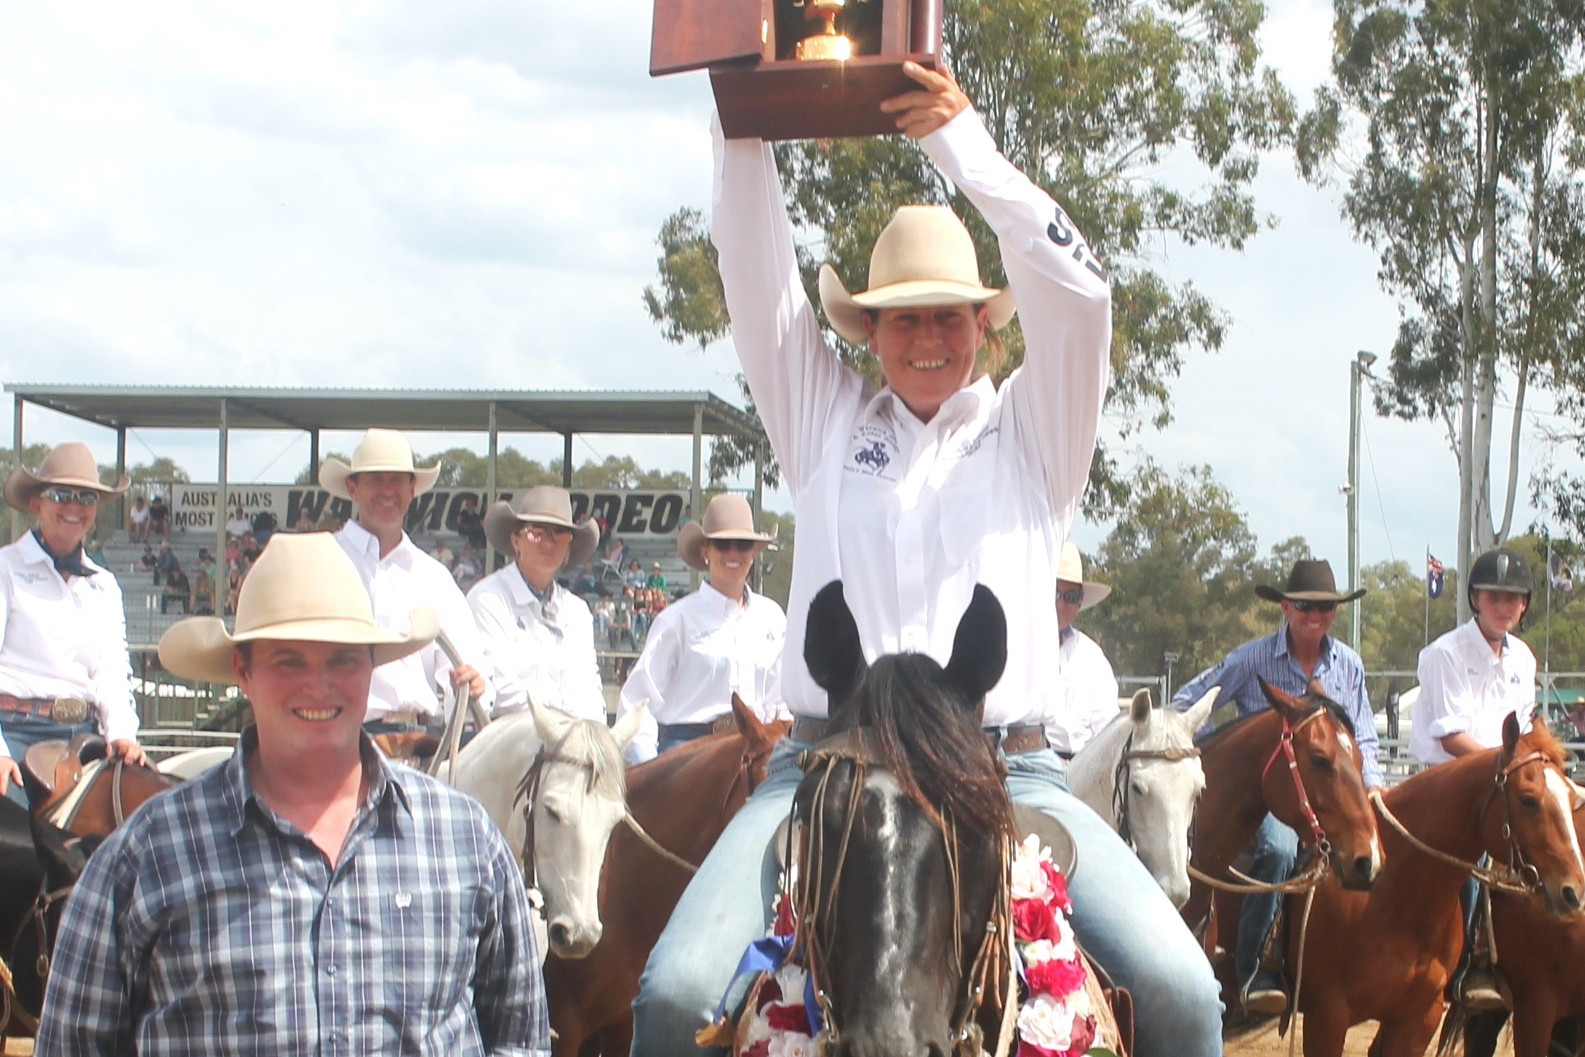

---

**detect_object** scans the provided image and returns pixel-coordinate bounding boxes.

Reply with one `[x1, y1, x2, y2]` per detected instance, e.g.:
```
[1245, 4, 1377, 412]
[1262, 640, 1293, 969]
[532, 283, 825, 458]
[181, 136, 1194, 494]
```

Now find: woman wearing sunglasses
[0, 443, 149, 804]
[1169, 557, 1380, 1017]
[469, 486, 606, 721]
[615, 494, 785, 764]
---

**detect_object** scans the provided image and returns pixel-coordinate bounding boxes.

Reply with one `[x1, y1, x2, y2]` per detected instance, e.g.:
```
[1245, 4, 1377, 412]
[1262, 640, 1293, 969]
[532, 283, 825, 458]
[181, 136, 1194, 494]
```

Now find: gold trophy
[794, 0, 854, 61]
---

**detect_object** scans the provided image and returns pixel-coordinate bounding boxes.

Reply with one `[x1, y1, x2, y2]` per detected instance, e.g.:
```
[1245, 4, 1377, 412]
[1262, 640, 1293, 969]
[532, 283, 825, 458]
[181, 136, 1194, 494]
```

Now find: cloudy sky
[1, 0, 1564, 578]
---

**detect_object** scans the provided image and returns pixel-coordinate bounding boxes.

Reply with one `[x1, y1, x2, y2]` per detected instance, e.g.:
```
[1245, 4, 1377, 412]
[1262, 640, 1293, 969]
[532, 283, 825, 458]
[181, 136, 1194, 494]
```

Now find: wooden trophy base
[710, 54, 938, 140]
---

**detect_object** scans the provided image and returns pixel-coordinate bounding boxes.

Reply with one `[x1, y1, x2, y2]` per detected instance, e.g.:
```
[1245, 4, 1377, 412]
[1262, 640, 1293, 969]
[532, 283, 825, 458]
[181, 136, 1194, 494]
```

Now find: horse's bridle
[514, 735, 605, 903]
[1259, 705, 1336, 856]
[791, 730, 1011, 1057]
[0, 878, 74, 1035]
[1110, 736, 1201, 849]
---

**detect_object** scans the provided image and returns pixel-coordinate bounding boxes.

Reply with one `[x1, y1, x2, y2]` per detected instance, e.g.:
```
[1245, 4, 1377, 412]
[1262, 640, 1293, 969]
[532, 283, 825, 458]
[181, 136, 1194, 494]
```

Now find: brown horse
[542, 694, 789, 1057]
[1459, 798, 1585, 1057]
[1287, 714, 1584, 1057]
[22, 735, 177, 838]
[1185, 679, 1383, 953]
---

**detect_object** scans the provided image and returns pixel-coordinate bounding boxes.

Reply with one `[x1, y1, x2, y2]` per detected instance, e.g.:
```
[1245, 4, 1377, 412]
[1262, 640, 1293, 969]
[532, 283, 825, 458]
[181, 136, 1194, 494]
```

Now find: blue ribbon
[708, 934, 825, 1038]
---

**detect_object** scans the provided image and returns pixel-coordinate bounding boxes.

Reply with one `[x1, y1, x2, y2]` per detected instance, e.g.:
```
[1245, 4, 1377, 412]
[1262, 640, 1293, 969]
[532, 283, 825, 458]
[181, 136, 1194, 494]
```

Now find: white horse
[451, 700, 645, 961]
[1069, 686, 1219, 908]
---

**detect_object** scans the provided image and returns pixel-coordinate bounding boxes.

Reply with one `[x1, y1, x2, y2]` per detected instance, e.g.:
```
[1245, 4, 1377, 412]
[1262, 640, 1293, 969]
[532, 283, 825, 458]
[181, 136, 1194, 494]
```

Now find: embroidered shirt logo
[845, 425, 900, 480]
[853, 441, 890, 471]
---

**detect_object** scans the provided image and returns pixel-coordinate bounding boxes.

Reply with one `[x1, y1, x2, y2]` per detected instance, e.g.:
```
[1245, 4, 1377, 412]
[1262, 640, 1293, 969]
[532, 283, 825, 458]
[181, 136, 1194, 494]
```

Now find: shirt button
[327, 964, 338, 976]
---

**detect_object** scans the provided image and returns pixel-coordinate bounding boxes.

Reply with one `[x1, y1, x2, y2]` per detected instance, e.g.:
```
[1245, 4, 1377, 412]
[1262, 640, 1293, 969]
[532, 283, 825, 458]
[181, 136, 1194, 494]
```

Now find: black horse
[791, 581, 1015, 1057]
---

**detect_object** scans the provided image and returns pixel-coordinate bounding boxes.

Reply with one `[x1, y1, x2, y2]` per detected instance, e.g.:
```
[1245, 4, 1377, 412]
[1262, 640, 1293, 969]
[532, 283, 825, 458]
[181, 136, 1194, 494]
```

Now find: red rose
[765, 1002, 813, 1035]
[754, 975, 784, 1011]
[1042, 862, 1073, 913]
[1014, 898, 1061, 943]
[1026, 957, 1088, 998]
[773, 894, 797, 937]
[1066, 1014, 1097, 1056]
[1017, 1037, 1060, 1057]
[742, 1041, 771, 1057]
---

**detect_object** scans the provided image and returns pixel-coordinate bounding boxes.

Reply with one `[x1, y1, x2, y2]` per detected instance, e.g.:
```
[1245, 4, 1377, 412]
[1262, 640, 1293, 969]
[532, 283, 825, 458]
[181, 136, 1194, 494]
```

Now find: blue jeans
[630, 743, 1223, 1057]
[1237, 813, 1299, 991]
[2, 713, 93, 807]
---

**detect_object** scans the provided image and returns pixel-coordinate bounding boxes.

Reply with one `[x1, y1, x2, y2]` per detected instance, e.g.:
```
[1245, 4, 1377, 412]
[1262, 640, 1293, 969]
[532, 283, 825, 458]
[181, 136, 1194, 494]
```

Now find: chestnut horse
[1461, 798, 1585, 1057]
[22, 735, 177, 838]
[542, 694, 789, 1057]
[1287, 714, 1584, 1057]
[1184, 680, 1383, 954]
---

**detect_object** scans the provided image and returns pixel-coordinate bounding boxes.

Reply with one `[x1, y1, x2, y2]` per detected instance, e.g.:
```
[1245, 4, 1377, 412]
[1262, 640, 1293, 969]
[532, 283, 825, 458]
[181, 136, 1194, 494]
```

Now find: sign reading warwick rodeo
[169, 486, 690, 539]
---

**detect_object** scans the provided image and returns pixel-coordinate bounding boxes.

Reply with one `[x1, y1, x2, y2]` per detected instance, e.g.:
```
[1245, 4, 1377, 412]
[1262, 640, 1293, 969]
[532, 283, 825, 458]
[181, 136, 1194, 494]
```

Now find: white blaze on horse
[1069, 686, 1219, 908]
[452, 699, 646, 961]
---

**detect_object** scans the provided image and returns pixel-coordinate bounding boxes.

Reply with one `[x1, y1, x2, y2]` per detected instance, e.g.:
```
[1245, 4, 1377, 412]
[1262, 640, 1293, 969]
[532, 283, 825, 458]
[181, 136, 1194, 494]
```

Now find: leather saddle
[23, 733, 108, 811]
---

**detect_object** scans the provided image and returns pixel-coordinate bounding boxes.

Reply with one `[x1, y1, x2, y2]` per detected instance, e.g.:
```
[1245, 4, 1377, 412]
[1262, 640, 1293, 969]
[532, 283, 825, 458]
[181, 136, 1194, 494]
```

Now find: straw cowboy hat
[318, 429, 441, 501]
[817, 205, 1018, 346]
[677, 494, 777, 572]
[483, 486, 600, 570]
[1254, 559, 1366, 605]
[4, 442, 130, 514]
[1056, 542, 1111, 611]
[158, 533, 438, 684]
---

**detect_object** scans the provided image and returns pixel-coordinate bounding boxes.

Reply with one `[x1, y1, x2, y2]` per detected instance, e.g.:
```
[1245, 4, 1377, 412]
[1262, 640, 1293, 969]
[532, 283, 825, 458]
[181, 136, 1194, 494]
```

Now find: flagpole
[1545, 535, 1553, 690]
[1424, 544, 1430, 647]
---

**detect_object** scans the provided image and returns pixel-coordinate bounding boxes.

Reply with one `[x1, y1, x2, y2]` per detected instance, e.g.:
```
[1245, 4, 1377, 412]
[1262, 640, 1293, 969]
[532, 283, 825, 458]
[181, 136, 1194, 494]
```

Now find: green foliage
[645, 0, 1298, 513]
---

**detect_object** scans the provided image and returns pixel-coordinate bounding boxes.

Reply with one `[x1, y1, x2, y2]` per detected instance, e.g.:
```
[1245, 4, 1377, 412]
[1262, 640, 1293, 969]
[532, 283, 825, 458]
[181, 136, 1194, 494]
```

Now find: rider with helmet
[1411, 544, 1540, 1012]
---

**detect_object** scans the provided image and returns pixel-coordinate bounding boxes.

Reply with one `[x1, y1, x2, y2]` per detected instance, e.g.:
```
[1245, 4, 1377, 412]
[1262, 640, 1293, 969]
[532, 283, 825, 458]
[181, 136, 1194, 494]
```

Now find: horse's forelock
[553, 720, 628, 800]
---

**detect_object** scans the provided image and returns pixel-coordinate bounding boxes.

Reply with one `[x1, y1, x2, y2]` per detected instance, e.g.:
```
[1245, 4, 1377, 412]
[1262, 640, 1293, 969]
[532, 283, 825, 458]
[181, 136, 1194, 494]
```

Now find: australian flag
[1427, 553, 1445, 599]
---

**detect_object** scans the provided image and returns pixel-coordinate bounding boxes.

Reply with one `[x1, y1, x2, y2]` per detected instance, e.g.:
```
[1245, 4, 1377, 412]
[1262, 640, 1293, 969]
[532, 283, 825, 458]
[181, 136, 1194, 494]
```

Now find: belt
[658, 715, 738, 739]
[0, 694, 91, 725]
[790, 717, 1050, 755]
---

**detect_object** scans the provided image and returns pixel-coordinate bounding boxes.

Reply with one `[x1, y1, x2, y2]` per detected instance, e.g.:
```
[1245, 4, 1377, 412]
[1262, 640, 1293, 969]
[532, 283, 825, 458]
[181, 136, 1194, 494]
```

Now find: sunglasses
[41, 487, 101, 507]
[709, 538, 758, 552]
[518, 523, 573, 543]
[1057, 588, 1085, 606]
[1291, 599, 1337, 614]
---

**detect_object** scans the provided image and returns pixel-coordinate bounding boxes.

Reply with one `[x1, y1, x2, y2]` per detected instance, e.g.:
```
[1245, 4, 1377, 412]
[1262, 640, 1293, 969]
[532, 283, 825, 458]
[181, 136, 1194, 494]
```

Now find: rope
[620, 812, 699, 874]
[1368, 791, 1532, 895]
[1186, 856, 1330, 896]
[1287, 885, 1319, 1057]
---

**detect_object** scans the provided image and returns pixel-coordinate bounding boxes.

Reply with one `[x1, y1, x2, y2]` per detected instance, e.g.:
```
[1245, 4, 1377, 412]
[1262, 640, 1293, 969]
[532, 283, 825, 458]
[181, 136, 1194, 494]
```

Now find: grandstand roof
[5, 384, 763, 440]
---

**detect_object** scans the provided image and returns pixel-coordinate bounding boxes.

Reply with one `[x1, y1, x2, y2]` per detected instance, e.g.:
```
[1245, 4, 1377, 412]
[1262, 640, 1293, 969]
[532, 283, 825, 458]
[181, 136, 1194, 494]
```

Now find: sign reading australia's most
[170, 487, 689, 539]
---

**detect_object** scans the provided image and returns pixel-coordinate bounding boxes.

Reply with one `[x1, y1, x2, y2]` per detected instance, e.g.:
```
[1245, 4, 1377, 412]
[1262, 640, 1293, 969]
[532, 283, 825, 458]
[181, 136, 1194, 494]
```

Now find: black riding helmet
[1467, 546, 1533, 607]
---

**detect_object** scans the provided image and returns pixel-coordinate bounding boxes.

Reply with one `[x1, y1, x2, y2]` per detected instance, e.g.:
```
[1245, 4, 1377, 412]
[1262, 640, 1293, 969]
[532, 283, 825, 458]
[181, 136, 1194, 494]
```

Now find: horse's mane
[839, 653, 1014, 837]
[552, 720, 628, 800]
[1524, 717, 1569, 768]
[1195, 692, 1357, 748]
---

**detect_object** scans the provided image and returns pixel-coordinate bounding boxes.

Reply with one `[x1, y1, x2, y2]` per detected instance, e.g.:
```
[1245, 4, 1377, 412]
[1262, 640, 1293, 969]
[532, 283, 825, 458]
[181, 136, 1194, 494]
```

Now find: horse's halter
[1259, 705, 1342, 856]
[514, 730, 614, 901]
[790, 730, 1011, 1057]
[1477, 749, 1561, 894]
[1111, 736, 1201, 849]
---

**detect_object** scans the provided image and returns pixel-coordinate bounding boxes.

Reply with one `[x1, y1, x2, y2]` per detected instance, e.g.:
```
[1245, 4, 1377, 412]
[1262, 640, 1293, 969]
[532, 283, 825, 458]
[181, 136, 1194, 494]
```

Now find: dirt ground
[1225, 1017, 1514, 1057]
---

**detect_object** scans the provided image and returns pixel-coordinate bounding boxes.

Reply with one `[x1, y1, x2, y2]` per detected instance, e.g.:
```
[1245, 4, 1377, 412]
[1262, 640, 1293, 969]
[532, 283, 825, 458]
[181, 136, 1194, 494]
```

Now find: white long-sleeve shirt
[0, 533, 139, 757]
[713, 109, 1111, 725]
[467, 564, 606, 723]
[334, 521, 495, 722]
[1411, 618, 1537, 765]
[1049, 626, 1121, 756]
[617, 583, 788, 763]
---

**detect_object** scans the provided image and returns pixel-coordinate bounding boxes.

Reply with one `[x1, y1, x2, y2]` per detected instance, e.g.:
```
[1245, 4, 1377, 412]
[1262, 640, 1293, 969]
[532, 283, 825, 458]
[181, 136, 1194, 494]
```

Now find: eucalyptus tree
[644, 0, 1297, 510]
[1296, 0, 1585, 617]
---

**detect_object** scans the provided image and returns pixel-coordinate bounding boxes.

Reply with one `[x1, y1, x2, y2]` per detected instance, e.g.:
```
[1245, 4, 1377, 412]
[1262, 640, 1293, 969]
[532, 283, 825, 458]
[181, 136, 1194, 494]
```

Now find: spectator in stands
[146, 495, 169, 540]
[224, 536, 241, 568]
[454, 495, 486, 551]
[225, 560, 247, 616]
[191, 567, 216, 616]
[128, 496, 150, 542]
[603, 536, 628, 578]
[571, 560, 600, 597]
[646, 562, 668, 592]
[239, 533, 261, 563]
[225, 505, 251, 540]
[469, 487, 605, 721]
[617, 494, 786, 764]
[250, 509, 278, 545]
[314, 509, 342, 533]
[624, 558, 646, 592]
[154, 542, 178, 586]
[196, 548, 216, 581]
[591, 594, 614, 645]
[453, 546, 483, 591]
[161, 561, 190, 615]
[431, 538, 455, 571]
[291, 509, 315, 532]
[0, 443, 148, 804]
[84, 534, 108, 569]
[320, 429, 492, 734]
[138, 544, 157, 575]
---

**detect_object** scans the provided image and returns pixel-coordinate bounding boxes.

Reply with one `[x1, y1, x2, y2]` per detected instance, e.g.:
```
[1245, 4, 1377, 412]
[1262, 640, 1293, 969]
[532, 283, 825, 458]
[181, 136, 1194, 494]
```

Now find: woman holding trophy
[631, 64, 1221, 1057]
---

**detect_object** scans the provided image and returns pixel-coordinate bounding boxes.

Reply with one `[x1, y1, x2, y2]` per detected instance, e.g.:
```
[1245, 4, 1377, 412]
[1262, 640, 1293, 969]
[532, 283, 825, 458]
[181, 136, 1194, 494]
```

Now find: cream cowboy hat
[678, 494, 777, 572]
[318, 428, 441, 501]
[817, 205, 1018, 346]
[4, 442, 130, 513]
[484, 486, 600, 571]
[1056, 542, 1111, 611]
[159, 533, 438, 684]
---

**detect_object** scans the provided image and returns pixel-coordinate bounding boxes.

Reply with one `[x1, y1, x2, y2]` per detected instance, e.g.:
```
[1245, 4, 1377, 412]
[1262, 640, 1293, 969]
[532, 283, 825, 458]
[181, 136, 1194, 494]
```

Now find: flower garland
[723, 833, 1103, 1057]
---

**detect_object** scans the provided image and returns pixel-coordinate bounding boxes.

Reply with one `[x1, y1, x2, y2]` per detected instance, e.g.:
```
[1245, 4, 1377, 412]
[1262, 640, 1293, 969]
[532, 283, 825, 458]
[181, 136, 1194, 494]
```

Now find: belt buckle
[52, 697, 90, 725]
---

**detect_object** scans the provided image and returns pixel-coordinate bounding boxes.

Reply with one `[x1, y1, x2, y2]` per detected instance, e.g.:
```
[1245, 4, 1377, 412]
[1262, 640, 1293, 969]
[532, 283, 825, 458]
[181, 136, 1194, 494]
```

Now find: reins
[618, 736, 780, 877]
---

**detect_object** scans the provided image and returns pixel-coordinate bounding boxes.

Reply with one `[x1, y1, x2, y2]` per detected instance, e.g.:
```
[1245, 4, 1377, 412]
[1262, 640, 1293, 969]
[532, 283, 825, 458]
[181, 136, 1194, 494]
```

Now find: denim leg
[1, 714, 92, 807]
[631, 739, 807, 1057]
[656, 729, 708, 757]
[1004, 748, 1224, 1057]
[1236, 813, 1299, 989]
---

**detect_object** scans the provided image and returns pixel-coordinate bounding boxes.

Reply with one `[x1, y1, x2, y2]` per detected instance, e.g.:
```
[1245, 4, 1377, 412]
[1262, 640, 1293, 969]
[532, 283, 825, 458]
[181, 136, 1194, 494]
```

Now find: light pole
[1163, 651, 1180, 704]
[1347, 350, 1377, 654]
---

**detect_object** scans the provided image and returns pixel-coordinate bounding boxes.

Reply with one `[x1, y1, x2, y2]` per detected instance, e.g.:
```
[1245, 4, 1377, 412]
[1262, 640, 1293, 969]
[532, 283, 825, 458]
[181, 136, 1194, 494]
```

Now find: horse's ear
[610, 699, 648, 750]
[1501, 710, 1522, 756]
[944, 584, 1007, 706]
[531, 698, 573, 745]
[804, 581, 867, 703]
[1130, 688, 1153, 724]
[1180, 685, 1220, 737]
[1259, 677, 1303, 722]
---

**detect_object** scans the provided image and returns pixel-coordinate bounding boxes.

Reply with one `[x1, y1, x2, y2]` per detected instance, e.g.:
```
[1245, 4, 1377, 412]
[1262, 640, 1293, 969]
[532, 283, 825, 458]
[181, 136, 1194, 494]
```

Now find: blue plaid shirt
[1170, 626, 1383, 788]
[37, 729, 549, 1057]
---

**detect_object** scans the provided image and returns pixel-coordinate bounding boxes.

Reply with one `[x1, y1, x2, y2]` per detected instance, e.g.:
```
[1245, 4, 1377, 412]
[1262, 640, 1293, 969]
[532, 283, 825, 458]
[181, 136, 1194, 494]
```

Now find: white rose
[768, 1033, 820, 1057]
[1017, 992, 1083, 1053]
[1011, 835, 1053, 901]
